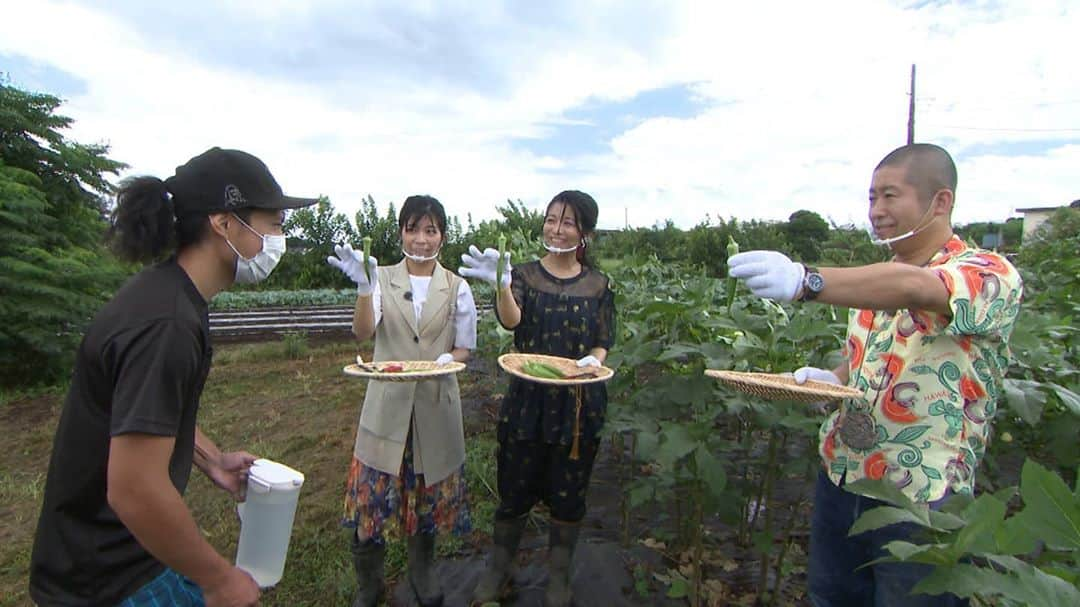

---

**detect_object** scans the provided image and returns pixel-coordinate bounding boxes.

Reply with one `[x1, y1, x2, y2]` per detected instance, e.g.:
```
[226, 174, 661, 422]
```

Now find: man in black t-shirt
[29, 148, 316, 606]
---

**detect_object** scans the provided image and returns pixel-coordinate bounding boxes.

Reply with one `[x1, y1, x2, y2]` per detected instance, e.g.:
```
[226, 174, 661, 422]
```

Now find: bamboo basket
[704, 369, 861, 402]
[498, 353, 614, 386]
[343, 360, 466, 382]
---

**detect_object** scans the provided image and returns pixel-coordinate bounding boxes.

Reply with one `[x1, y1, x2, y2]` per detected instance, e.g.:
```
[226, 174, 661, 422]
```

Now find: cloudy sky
[2, 0, 1077, 230]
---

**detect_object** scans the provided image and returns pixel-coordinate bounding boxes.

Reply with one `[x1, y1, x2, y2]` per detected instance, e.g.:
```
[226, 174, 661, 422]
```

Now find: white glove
[327, 244, 378, 295]
[793, 366, 841, 386]
[458, 245, 512, 288]
[727, 250, 805, 302]
[576, 355, 601, 368]
[792, 366, 841, 414]
[435, 353, 454, 366]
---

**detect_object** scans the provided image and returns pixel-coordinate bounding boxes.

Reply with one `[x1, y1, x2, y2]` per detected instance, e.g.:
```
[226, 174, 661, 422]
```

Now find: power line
[923, 125, 1080, 133]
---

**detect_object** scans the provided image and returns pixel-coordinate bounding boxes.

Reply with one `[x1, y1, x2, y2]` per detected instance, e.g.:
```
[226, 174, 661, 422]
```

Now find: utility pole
[907, 64, 916, 144]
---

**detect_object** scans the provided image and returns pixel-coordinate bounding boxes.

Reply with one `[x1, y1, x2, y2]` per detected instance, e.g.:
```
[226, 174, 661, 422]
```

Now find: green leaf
[629, 483, 655, 509]
[666, 577, 689, 599]
[1016, 459, 1080, 552]
[1048, 383, 1080, 416]
[694, 447, 727, 497]
[849, 506, 929, 537]
[909, 563, 1019, 601]
[952, 494, 1006, 555]
[656, 424, 698, 465]
[751, 530, 775, 555]
[982, 555, 1080, 606]
[926, 509, 966, 531]
[634, 430, 659, 461]
[844, 478, 920, 514]
[995, 514, 1039, 555]
[872, 540, 956, 566]
[1003, 379, 1047, 425]
[657, 344, 702, 362]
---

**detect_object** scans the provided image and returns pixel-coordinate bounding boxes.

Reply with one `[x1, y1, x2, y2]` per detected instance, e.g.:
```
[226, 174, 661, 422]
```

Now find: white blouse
[371, 274, 478, 349]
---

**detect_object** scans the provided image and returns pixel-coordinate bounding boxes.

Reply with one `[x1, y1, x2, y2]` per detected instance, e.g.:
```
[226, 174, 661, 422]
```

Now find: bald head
[875, 143, 957, 204]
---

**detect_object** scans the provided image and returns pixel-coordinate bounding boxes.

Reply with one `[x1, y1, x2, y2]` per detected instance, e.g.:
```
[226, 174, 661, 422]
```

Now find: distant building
[1015, 200, 1080, 242]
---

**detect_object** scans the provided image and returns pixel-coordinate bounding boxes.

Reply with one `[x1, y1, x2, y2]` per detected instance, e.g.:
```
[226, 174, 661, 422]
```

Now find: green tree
[1017, 205, 1079, 316]
[785, 209, 830, 262]
[0, 82, 127, 387]
[353, 195, 400, 263]
[265, 197, 357, 290]
[819, 223, 889, 267]
[954, 218, 1022, 253]
[444, 199, 546, 269]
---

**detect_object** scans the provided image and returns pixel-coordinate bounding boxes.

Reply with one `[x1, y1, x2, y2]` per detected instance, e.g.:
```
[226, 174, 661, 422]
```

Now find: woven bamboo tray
[498, 353, 614, 386]
[705, 370, 861, 402]
[343, 360, 465, 382]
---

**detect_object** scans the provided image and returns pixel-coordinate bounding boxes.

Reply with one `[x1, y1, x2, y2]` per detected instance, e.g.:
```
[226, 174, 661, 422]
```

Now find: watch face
[807, 273, 825, 292]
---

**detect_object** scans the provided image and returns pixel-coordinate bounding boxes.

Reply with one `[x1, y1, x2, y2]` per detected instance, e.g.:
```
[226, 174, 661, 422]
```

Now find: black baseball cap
[165, 147, 318, 217]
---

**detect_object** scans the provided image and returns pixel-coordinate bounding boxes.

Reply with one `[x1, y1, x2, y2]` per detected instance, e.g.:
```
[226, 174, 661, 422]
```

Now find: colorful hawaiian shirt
[819, 236, 1023, 502]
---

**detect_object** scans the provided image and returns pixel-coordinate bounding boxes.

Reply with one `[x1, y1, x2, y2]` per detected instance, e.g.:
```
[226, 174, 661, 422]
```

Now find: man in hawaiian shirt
[728, 143, 1023, 606]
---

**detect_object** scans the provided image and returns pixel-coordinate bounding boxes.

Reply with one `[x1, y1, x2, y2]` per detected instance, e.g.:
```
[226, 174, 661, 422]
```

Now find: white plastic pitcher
[235, 458, 305, 588]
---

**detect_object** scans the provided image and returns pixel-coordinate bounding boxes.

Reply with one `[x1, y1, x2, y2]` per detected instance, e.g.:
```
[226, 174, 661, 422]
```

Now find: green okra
[726, 235, 740, 310]
[521, 361, 566, 379]
[362, 236, 373, 284]
[495, 234, 507, 303]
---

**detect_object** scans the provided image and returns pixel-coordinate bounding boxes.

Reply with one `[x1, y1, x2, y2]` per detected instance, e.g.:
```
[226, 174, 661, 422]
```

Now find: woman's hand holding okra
[458, 244, 512, 288]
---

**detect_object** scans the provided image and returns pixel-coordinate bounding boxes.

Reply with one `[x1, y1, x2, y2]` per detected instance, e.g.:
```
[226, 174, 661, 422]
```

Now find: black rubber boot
[543, 520, 581, 607]
[350, 534, 385, 607]
[471, 515, 528, 603]
[407, 533, 444, 607]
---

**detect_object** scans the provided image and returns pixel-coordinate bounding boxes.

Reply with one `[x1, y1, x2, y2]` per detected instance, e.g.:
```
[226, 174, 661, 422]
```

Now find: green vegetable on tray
[521, 361, 566, 379]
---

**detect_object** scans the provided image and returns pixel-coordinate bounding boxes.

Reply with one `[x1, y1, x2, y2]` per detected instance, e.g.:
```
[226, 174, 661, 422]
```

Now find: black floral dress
[494, 260, 616, 522]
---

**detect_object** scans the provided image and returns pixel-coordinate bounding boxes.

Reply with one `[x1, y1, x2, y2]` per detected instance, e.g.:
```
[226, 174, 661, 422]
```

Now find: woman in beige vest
[328, 195, 476, 607]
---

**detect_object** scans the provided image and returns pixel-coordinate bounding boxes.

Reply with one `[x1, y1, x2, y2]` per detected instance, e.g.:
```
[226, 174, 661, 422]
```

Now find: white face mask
[868, 200, 937, 248]
[543, 240, 580, 254]
[226, 214, 286, 284]
[401, 245, 442, 263]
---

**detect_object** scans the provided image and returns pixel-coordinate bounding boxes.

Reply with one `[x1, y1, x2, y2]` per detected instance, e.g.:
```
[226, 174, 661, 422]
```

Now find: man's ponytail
[107, 176, 177, 263]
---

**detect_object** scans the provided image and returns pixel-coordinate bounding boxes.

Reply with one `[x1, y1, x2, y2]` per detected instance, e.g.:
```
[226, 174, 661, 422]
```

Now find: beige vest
[353, 260, 466, 484]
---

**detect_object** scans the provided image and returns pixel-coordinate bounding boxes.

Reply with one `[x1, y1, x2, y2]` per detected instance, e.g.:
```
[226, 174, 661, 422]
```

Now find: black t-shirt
[29, 260, 212, 606]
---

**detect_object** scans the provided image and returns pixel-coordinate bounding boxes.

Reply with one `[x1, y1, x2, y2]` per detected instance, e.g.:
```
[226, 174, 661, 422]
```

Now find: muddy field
[1, 338, 815, 606]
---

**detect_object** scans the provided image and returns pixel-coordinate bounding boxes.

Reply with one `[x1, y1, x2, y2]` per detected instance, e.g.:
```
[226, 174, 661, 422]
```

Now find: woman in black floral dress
[460, 191, 615, 607]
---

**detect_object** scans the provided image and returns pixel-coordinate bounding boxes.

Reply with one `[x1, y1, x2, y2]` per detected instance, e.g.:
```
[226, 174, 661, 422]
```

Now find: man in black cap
[29, 148, 317, 607]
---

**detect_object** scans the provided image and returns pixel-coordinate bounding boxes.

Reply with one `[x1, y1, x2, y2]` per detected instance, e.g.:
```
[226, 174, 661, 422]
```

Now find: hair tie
[159, 179, 173, 203]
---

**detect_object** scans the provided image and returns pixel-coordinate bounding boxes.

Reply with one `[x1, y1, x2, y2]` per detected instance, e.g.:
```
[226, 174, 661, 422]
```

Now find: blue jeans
[117, 568, 205, 607]
[808, 471, 967, 607]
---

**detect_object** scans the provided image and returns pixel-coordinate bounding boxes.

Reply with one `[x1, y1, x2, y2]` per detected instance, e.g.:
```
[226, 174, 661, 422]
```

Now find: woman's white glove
[576, 355, 601, 368]
[793, 366, 841, 385]
[727, 250, 805, 302]
[792, 366, 842, 414]
[434, 353, 455, 366]
[458, 245, 512, 288]
[327, 244, 378, 295]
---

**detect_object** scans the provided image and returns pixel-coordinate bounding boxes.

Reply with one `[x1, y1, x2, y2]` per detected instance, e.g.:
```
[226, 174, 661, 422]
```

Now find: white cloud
[1, 0, 1076, 236]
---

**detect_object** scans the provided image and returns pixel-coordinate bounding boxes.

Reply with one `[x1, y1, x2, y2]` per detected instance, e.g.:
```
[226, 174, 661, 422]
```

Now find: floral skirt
[341, 433, 471, 542]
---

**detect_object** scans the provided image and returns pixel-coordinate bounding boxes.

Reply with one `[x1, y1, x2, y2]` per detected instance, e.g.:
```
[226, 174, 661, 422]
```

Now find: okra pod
[522, 361, 565, 379]
[726, 235, 740, 309]
[362, 236, 373, 284]
[495, 234, 507, 303]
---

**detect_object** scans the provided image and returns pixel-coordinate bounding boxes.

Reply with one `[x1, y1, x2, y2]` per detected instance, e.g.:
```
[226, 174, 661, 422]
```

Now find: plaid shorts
[117, 568, 204, 607]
